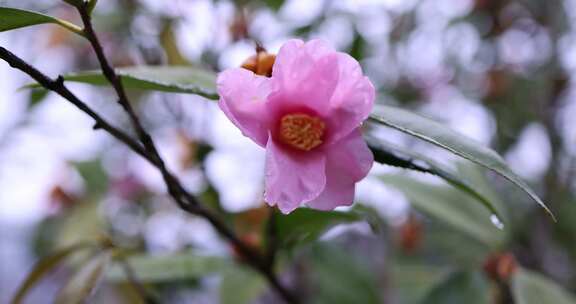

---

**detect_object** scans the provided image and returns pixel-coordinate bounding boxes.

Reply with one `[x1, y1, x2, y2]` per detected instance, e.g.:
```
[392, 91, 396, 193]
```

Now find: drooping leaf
[308, 243, 382, 304]
[55, 251, 111, 304]
[0, 7, 83, 36]
[421, 271, 490, 304]
[391, 262, 449, 304]
[11, 243, 95, 304]
[369, 105, 554, 220]
[379, 174, 505, 247]
[106, 253, 229, 283]
[220, 266, 266, 304]
[512, 268, 576, 304]
[367, 136, 505, 222]
[26, 66, 218, 100]
[275, 208, 361, 248]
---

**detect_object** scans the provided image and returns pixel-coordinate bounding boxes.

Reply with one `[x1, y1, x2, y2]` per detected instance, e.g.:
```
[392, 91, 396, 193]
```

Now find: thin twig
[77, 4, 161, 165]
[0, 47, 148, 161]
[0, 9, 299, 303]
[77, 2, 300, 294]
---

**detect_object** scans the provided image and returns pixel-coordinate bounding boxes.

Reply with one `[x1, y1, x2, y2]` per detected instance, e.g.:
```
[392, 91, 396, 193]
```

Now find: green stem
[53, 19, 85, 37]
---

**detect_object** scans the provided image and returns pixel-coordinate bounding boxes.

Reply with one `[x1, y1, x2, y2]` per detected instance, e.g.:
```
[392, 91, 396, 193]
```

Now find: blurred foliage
[1, 0, 576, 303]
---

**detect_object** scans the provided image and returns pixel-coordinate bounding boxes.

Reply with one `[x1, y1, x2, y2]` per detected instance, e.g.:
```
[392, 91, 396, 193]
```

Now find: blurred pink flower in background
[217, 39, 375, 213]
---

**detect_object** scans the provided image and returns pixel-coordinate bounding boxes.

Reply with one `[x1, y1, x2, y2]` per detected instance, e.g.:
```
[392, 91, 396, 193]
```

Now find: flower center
[279, 113, 325, 151]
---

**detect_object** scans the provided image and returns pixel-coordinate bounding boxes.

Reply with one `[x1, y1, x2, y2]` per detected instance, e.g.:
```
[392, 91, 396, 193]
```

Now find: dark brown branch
[3, 5, 299, 302]
[0, 47, 149, 161]
[77, 4, 161, 164]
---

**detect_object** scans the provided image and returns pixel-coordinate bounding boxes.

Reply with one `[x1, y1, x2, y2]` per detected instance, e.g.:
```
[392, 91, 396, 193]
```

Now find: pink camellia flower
[217, 39, 375, 213]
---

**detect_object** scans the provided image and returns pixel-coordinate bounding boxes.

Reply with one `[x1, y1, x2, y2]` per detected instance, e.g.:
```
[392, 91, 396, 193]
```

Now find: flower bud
[483, 252, 518, 282]
[241, 49, 276, 77]
[398, 214, 423, 254]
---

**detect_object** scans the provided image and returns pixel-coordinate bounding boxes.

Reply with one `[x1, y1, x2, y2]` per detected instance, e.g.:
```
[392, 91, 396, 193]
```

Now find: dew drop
[490, 214, 504, 230]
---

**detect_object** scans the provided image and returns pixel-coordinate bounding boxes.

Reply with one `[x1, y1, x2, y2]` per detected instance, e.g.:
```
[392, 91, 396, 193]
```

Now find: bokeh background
[0, 0, 575, 303]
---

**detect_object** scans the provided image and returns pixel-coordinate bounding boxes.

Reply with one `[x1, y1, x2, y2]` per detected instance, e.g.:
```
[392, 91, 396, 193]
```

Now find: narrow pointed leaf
[366, 136, 505, 222]
[512, 268, 576, 304]
[11, 243, 94, 304]
[106, 253, 229, 283]
[275, 208, 361, 248]
[25, 66, 219, 100]
[379, 174, 505, 247]
[55, 251, 111, 304]
[369, 105, 554, 220]
[0, 8, 83, 36]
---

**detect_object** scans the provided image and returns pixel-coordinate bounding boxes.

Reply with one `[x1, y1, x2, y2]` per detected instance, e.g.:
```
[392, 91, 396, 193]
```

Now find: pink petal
[305, 160, 356, 210]
[325, 53, 375, 144]
[307, 129, 373, 210]
[272, 39, 334, 87]
[264, 136, 327, 214]
[269, 40, 340, 118]
[271, 39, 374, 144]
[217, 68, 272, 147]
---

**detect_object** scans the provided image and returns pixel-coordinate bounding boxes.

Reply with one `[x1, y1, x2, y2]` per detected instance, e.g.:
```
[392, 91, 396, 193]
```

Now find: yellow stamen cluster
[279, 114, 325, 151]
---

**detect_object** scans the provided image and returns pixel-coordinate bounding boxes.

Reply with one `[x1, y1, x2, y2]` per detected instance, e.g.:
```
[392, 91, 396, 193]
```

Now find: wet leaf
[367, 136, 505, 222]
[369, 105, 554, 220]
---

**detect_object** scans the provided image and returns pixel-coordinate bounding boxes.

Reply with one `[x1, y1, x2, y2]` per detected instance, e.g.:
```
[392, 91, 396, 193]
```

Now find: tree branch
[0, 47, 149, 161]
[0, 23, 298, 304]
[74, 5, 298, 301]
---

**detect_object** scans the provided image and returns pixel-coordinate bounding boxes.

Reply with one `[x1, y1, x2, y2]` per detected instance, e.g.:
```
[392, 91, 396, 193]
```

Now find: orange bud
[398, 214, 423, 254]
[483, 252, 518, 282]
[241, 50, 276, 77]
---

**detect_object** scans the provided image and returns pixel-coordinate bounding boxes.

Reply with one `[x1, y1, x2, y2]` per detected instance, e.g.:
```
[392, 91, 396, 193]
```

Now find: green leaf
[220, 266, 266, 304]
[261, 0, 285, 10]
[308, 243, 382, 304]
[106, 253, 229, 283]
[56, 201, 104, 248]
[421, 271, 490, 304]
[27, 66, 218, 100]
[391, 262, 449, 304]
[369, 105, 554, 220]
[512, 268, 576, 304]
[0, 7, 84, 36]
[367, 136, 505, 222]
[379, 174, 505, 247]
[11, 243, 95, 304]
[74, 160, 108, 198]
[55, 251, 111, 304]
[275, 208, 361, 248]
[28, 88, 50, 109]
